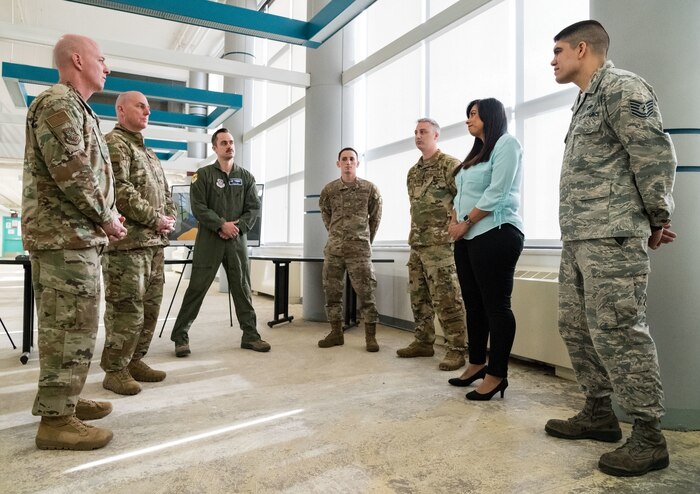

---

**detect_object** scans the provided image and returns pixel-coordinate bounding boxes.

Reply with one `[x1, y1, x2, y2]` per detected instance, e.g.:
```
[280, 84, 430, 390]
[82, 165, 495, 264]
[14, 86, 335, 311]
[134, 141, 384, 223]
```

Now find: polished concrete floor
[1, 267, 698, 493]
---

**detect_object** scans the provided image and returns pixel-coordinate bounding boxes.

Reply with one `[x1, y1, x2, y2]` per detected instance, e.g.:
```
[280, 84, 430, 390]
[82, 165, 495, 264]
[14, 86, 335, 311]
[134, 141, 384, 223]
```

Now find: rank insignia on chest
[229, 178, 243, 186]
[216, 178, 226, 188]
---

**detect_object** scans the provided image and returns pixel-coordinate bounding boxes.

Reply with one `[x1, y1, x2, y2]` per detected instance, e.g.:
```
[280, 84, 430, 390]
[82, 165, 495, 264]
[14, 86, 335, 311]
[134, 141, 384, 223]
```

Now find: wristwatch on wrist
[464, 215, 474, 226]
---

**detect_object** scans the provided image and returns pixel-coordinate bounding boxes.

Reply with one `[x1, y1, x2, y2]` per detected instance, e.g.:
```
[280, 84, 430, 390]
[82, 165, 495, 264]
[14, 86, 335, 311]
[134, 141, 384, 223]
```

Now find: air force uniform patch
[630, 99, 654, 118]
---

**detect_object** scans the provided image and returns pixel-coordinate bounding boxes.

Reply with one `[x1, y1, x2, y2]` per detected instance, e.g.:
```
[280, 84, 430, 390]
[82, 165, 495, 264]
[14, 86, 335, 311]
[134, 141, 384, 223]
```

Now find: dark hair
[338, 147, 359, 160]
[554, 20, 609, 56]
[211, 128, 232, 146]
[456, 98, 508, 173]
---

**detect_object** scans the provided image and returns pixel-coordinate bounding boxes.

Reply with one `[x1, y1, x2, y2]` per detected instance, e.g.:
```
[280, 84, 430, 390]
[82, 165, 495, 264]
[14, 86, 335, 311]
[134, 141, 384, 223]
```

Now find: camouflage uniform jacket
[320, 177, 382, 257]
[105, 124, 176, 251]
[560, 60, 676, 241]
[407, 149, 460, 247]
[190, 163, 260, 235]
[22, 82, 117, 251]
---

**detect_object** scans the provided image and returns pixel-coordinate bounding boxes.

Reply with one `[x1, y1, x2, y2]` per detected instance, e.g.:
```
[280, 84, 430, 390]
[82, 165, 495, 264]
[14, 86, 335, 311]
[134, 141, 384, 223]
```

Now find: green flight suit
[170, 163, 261, 345]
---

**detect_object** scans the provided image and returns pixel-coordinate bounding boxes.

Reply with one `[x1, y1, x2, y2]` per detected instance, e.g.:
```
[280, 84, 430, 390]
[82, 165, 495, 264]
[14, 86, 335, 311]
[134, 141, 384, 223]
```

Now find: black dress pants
[454, 224, 524, 378]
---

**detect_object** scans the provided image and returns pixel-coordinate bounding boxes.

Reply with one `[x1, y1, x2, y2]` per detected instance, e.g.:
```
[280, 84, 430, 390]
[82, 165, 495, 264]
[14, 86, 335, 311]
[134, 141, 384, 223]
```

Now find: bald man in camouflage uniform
[100, 91, 176, 396]
[22, 34, 127, 450]
[397, 118, 467, 371]
[318, 147, 382, 351]
[545, 21, 676, 477]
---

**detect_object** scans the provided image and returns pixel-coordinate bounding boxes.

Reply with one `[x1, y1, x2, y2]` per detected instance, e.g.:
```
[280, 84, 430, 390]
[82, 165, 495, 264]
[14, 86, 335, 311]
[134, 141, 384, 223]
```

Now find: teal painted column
[592, 0, 700, 430]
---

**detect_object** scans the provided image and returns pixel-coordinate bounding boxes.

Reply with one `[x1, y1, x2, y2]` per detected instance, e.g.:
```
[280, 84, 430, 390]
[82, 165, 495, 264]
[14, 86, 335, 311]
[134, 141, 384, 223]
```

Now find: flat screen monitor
[168, 184, 263, 247]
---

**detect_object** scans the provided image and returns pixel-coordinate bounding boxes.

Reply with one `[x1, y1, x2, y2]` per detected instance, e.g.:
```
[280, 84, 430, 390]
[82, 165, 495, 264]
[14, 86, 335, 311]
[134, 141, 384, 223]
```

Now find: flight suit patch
[216, 178, 225, 188]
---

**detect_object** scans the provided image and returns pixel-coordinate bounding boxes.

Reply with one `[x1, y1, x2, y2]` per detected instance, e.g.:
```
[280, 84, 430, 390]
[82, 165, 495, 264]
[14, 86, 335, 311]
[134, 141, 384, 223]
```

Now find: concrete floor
[1, 267, 698, 493]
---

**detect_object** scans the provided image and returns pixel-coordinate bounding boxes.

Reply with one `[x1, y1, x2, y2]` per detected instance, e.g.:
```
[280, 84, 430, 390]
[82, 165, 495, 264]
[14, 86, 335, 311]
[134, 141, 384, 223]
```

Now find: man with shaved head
[100, 91, 176, 396]
[22, 34, 126, 450]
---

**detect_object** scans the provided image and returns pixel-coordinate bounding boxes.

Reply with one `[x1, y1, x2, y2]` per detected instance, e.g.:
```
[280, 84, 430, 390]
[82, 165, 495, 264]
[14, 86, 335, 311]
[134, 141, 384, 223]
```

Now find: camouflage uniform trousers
[408, 244, 467, 351]
[323, 253, 378, 324]
[559, 237, 665, 421]
[101, 245, 165, 372]
[30, 248, 101, 417]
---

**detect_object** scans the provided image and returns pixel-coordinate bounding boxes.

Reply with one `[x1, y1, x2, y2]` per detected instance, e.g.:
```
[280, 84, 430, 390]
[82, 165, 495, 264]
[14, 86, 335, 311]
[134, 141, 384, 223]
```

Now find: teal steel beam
[64, 0, 377, 48]
[145, 139, 188, 151]
[3, 61, 240, 129]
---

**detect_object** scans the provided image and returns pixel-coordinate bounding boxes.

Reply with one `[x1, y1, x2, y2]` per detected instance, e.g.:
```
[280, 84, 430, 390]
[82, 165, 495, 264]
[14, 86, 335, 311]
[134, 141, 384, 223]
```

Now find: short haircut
[337, 147, 359, 160]
[554, 20, 610, 56]
[416, 117, 440, 135]
[211, 128, 232, 146]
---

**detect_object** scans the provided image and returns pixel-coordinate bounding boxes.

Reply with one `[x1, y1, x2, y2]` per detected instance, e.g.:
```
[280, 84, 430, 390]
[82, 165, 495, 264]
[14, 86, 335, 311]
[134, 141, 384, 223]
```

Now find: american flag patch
[630, 99, 654, 118]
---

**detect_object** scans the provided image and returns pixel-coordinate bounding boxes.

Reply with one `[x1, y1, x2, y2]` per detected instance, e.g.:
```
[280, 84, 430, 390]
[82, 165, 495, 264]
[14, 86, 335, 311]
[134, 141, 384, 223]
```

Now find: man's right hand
[102, 217, 127, 242]
[156, 215, 176, 234]
[649, 224, 677, 250]
[220, 220, 240, 239]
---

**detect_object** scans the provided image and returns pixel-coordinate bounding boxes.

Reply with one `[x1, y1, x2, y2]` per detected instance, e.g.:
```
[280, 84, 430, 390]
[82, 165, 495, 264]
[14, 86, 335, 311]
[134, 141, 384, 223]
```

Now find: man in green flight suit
[170, 128, 269, 356]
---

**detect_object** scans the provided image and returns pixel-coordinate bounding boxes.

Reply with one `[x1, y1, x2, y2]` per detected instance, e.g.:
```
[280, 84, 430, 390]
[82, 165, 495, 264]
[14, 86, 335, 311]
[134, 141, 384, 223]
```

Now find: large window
[428, 1, 514, 124]
[347, 0, 589, 245]
[247, 0, 306, 245]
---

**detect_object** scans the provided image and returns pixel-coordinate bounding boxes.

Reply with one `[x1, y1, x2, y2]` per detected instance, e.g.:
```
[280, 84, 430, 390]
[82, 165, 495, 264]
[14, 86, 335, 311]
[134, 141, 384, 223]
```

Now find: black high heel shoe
[466, 378, 508, 401]
[448, 367, 487, 387]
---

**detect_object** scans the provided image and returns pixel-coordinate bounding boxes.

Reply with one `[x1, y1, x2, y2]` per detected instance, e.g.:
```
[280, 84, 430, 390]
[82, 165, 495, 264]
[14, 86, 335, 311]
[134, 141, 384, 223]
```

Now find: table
[0, 257, 34, 364]
[249, 256, 393, 328]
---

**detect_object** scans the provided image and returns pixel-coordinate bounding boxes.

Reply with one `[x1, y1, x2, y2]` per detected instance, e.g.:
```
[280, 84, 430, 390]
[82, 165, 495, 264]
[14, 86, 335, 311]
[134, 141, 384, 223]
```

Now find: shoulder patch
[46, 110, 71, 129]
[630, 99, 654, 118]
[191, 172, 198, 184]
[62, 128, 81, 146]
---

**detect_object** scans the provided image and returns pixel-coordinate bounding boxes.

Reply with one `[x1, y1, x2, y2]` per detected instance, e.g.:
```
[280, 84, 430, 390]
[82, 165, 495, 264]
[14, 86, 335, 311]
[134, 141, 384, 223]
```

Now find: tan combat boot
[128, 359, 166, 382]
[365, 323, 379, 352]
[36, 415, 113, 450]
[75, 398, 112, 420]
[439, 349, 465, 371]
[598, 419, 670, 477]
[103, 368, 142, 395]
[396, 340, 434, 358]
[545, 396, 622, 442]
[318, 321, 344, 348]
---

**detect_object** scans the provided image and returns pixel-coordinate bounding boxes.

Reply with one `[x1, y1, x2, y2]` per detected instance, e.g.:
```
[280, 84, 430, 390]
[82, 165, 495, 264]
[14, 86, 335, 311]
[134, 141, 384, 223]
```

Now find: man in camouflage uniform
[170, 129, 269, 356]
[397, 118, 467, 371]
[545, 21, 677, 477]
[318, 147, 383, 351]
[22, 34, 127, 450]
[100, 91, 176, 395]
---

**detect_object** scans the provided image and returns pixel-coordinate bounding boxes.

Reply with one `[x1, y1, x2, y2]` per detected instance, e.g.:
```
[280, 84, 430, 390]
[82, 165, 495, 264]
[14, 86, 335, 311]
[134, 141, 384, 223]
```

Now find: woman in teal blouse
[447, 98, 524, 401]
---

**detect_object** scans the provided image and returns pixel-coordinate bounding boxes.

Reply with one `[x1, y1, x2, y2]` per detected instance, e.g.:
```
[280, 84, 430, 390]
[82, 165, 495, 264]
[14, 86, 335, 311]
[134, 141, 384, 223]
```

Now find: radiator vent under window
[514, 270, 558, 282]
